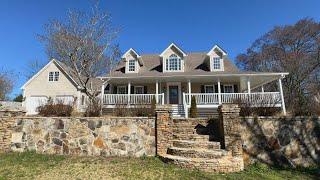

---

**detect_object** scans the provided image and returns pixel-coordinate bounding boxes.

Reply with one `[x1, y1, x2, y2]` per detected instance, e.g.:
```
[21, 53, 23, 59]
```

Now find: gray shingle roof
[107, 52, 240, 78]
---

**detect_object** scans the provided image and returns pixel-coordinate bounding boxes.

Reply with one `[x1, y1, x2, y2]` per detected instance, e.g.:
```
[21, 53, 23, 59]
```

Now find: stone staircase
[171, 104, 185, 118]
[162, 118, 242, 172]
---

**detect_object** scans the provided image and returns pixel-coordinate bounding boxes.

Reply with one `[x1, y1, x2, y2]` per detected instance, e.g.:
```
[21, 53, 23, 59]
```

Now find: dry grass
[0, 152, 318, 180]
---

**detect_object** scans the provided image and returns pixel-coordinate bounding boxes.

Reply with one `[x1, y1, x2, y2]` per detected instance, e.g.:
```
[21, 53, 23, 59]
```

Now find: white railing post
[183, 93, 188, 118]
[218, 80, 221, 104]
[278, 78, 286, 115]
[188, 80, 191, 105]
[156, 81, 159, 104]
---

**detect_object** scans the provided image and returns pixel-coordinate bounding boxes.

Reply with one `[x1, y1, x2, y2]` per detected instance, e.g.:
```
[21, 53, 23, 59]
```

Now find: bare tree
[38, 2, 120, 102]
[24, 59, 46, 79]
[236, 18, 320, 115]
[0, 69, 13, 100]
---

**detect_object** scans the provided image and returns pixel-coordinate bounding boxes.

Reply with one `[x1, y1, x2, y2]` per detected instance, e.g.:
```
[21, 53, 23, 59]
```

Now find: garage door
[55, 96, 75, 105]
[25, 96, 48, 115]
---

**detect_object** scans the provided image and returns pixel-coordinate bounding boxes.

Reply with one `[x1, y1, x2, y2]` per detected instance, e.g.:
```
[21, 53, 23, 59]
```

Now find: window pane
[168, 54, 181, 71]
[48, 72, 54, 81]
[224, 85, 234, 93]
[205, 85, 214, 93]
[54, 72, 59, 81]
[128, 60, 135, 72]
[213, 58, 221, 70]
[118, 87, 127, 94]
[135, 86, 144, 94]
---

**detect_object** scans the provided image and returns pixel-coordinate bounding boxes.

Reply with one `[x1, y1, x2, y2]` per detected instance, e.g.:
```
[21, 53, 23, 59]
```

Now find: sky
[0, 0, 319, 98]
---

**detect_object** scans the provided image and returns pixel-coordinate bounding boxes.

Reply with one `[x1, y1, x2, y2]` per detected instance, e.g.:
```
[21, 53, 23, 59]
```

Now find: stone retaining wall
[241, 116, 320, 167]
[4, 117, 155, 157]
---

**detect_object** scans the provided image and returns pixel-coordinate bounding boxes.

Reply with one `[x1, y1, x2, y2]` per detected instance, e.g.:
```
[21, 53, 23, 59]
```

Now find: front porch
[101, 73, 287, 117]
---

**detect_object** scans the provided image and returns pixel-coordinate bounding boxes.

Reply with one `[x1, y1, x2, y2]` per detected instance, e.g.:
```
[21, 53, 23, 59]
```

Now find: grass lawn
[0, 152, 318, 180]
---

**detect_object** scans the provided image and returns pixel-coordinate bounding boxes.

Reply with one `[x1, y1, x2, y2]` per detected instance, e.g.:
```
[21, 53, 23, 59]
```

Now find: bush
[150, 96, 156, 116]
[190, 96, 197, 118]
[113, 104, 155, 117]
[38, 98, 73, 117]
[233, 98, 280, 116]
[84, 98, 101, 117]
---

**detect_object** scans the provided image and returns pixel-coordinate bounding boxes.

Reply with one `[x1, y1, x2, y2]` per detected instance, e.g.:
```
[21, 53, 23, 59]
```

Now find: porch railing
[103, 93, 164, 105]
[184, 92, 281, 106]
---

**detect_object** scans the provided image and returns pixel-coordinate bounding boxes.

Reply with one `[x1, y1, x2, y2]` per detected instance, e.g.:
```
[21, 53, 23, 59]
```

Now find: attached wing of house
[21, 59, 103, 115]
[101, 43, 288, 118]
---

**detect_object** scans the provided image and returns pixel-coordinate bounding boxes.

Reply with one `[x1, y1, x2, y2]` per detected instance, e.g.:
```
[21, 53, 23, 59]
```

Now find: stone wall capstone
[4, 117, 155, 157]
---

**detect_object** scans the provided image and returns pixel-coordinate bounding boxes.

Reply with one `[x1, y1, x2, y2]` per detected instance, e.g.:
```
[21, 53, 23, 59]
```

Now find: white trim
[207, 45, 227, 56]
[21, 60, 54, 89]
[126, 59, 138, 73]
[160, 43, 187, 57]
[278, 78, 286, 115]
[21, 59, 81, 90]
[223, 84, 234, 93]
[166, 82, 182, 104]
[121, 48, 140, 58]
[164, 54, 184, 72]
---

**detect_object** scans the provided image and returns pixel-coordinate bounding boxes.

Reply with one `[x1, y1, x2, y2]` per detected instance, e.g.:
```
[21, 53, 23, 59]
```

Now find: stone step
[167, 147, 229, 158]
[172, 127, 209, 134]
[161, 154, 243, 173]
[172, 140, 221, 149]
[172, 134, 209, 141]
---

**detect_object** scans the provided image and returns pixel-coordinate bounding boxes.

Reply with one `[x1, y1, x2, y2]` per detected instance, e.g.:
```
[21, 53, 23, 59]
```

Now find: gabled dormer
[122, 48, 142, 73]
[160, 43, 187, 73]
[206, 45, 227, 72]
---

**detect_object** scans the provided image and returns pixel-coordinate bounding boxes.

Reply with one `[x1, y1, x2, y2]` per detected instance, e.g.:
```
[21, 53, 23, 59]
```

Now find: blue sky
[0, 0, 319, 98]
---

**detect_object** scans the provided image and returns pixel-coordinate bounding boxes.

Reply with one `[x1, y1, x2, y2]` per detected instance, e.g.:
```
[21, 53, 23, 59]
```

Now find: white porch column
[278, 78, 286, 115]
[247, 78, 251, 94]
[218, 79, 221, 104]
[101, 83, 105, 104]
[261, 85, 265, 93]
[188, 80, 191, 105]
[156, 81, 159, 104]
[128, 82, 131, 105]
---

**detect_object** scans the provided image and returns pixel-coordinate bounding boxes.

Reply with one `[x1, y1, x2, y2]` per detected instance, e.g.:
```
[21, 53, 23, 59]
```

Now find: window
[134, 86, 144, 94]
[81, 95, 85, 105]
[48, 71, 59, 82]
[166, 54, 181, 71]
[128, 59, 136, 72]
[117, 86, 127, 94]
[204, 85, 214, 93]
[212, 57, 221, 70]
[224, 85, 234, 93]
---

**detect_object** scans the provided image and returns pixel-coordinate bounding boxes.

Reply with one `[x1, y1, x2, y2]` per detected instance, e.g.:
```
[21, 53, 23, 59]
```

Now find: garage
[25, 96, 48, 115]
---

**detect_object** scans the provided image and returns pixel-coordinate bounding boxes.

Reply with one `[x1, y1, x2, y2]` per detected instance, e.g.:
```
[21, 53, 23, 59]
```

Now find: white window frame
[134, 86, 144, 94]
[117, 86, 127, 94]
[212, 57, 221, 70]
[210, 56, 224, 72]
[223, 84, 234, 93]
[128, 59, 136, 72]
[48, 71, 59, 82]
[204, 85, 215, 93]
[165, 54, 182, 72]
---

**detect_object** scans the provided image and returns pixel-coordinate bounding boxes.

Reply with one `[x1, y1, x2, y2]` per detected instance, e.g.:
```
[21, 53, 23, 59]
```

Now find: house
[101, 43, 288, 117]
[21, 60, 103, 115]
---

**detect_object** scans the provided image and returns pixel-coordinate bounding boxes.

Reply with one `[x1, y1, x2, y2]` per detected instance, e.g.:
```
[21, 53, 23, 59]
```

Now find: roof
[22, 59, 103, 92]
[107, 52, 241, 78]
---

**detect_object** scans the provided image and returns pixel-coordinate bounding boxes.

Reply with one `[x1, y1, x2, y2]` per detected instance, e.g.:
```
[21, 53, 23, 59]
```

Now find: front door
[169, 86, 179, 104]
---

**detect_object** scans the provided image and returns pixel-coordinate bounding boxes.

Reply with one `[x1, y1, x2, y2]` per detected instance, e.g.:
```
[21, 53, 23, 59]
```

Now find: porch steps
[171, 104, 185, 118]
[162, 117, 238, 172]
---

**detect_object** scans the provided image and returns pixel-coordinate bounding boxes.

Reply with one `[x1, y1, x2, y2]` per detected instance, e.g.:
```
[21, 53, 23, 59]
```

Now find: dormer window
[166, 54, 181, 71]
[128, 59, 136, 72]
[207, 45, 227, 72]
[212, 57, 221, 70]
